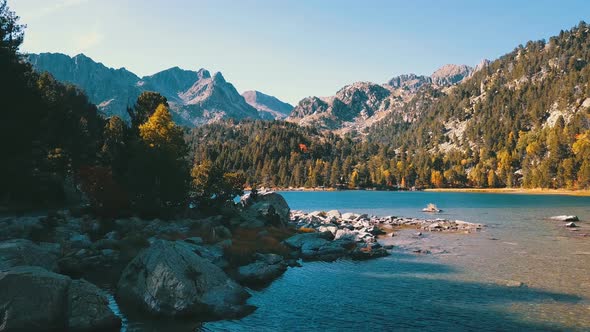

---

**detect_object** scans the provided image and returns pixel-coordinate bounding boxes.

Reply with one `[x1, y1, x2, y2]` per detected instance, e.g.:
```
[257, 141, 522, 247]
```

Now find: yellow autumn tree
[139, 104, 185, 154]
[349, 170, 359, 189]
[128, 103, 189, 214]
[430, 170, 444, 188]
[573, 131, 590, 188]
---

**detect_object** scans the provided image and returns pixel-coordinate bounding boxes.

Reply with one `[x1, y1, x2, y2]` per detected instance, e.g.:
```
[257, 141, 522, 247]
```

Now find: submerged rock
[0, 266, 120, 332]
[565, 222, 578, 228]
[505, 280, 525, 288]
[117, 240, 252, 319]
[550, 215, 579, 222]
[237, 253, 287, 285]
[302, 239, 354, 261]
[351, 245, 389, 260]
[283, 231, 334, 249]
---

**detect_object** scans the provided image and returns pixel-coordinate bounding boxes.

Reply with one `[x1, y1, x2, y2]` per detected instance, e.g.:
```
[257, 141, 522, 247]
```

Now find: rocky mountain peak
[387, 73, 431, 91]
[473, 59, 491, 73]
[197, 68, 211, 80]
[430, 64, 474, 86]
[212, 71, 226, 83]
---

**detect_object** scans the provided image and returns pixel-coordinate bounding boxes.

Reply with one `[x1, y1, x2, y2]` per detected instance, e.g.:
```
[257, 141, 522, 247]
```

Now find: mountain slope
[242, 90, 293, 120]
[368, 21, 590, 189]
[287, 82, 396, 132]
[287, 63, 475, 133]
[27, 53, 261, 125]
[28, 53, 141, 120]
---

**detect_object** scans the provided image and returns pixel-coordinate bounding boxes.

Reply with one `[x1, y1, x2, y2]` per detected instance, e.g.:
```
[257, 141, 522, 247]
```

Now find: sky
[9, 0, 590, 105]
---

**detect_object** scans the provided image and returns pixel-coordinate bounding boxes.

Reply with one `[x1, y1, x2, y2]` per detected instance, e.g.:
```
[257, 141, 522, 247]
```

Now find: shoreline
[424, 188, 590, 197]
[249, 187, 590, 197]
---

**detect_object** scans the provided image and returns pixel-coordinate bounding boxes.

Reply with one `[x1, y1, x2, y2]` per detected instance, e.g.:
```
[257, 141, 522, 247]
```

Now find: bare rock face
[387, 73, 431, 91]
[242, 90, 294, 120]
[175, 71, 260, 125]
[430, 64, 474, 86]
[0, 266, 120, 332]
[116, 240, 252, 319]
[288, 82, 392, 130]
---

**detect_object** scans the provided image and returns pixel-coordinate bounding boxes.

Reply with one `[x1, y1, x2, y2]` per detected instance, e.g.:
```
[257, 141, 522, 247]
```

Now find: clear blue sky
[9, 0, 590, 104]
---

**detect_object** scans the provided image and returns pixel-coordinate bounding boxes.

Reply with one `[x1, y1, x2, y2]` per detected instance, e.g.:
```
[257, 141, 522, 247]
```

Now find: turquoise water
[202, 191, 590, 331]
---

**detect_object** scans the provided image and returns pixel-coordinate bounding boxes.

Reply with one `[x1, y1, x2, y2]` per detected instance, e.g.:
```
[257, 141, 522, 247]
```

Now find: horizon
[10, 0, 590, 104]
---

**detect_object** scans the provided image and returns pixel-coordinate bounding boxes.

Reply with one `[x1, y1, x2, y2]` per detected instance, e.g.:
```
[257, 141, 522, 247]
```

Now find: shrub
[224, 227, 294, 266]
[298, 227, 316, 233]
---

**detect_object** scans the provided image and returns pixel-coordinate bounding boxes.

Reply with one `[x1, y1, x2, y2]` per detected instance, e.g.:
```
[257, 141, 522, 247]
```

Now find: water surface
[203, 191, 590, 331]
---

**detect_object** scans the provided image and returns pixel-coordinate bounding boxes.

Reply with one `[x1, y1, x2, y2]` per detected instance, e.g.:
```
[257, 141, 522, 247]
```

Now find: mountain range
[27, 53, 477, 132]
[27, 53, 293, 125]
[287, 63, 477, 133]
[19, 20, 590, 191]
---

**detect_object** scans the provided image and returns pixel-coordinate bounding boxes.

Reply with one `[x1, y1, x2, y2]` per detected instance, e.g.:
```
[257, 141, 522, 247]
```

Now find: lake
[202, 191, 590, 331]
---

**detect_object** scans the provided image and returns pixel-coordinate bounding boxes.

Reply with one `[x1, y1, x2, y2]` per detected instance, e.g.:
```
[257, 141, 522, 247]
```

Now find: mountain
[242, 90, 293, 120]
[368, 21, 590, 189]
[287, 63, 476, 133]
[28, 53, 141, 120]
[430, 64, 474, 86]
[287, 82, 399, 133]
[27, 53, 261, 125]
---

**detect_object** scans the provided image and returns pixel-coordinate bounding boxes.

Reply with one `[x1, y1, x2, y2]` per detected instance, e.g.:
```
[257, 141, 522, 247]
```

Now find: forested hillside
[190, 120, 452, 189]
[369, 21, 590, 189]
[192, 23, 590, 190]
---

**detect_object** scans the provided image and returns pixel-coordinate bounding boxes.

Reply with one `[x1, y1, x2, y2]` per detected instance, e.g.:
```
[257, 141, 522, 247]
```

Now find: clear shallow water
[202, 191, 590, 331]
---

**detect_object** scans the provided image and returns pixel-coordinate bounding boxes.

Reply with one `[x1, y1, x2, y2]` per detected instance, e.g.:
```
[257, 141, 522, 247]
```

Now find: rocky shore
[0, 191, 483, 330]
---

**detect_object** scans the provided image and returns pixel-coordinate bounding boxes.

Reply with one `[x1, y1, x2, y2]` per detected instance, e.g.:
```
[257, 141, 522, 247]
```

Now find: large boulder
[117, 240, 252, 319]
[180, 240, 229, 269]
[240, 191, 290, 227]
[0, 266, 119, 332]
[0, 239, 60, 272]
[68, 279, 121, 332]
[236, 253, 287, 285]
[0, 266, 70, 331]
